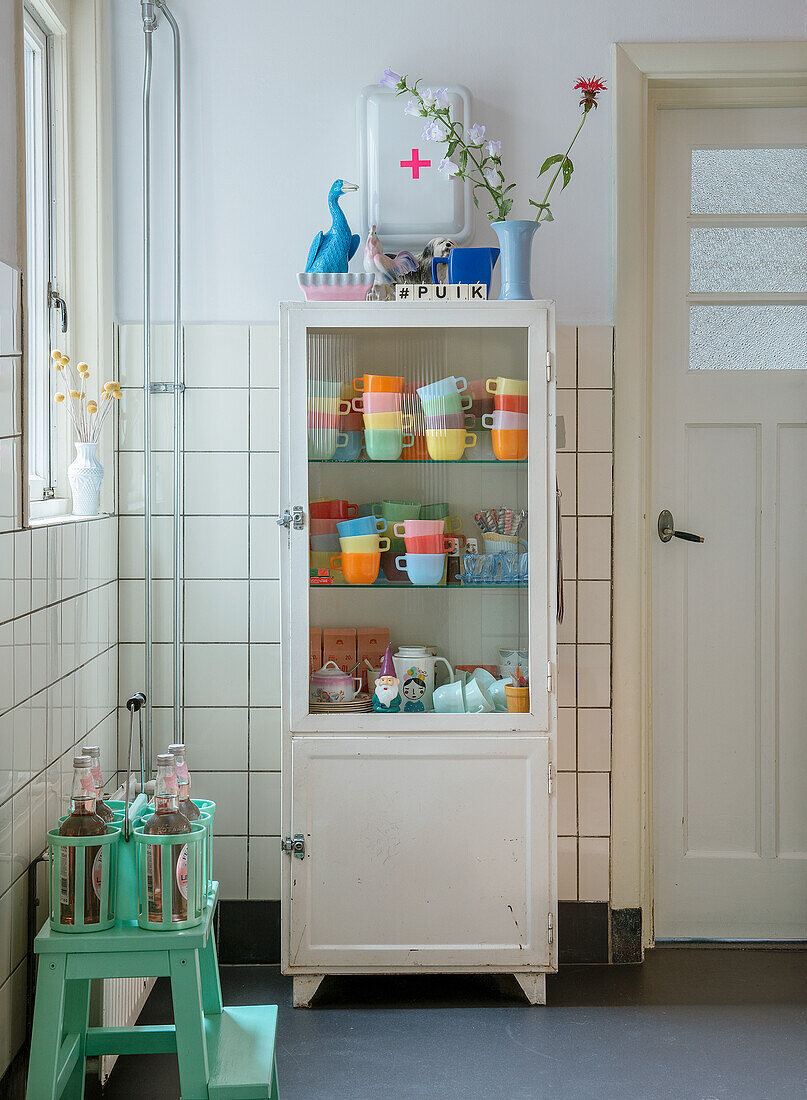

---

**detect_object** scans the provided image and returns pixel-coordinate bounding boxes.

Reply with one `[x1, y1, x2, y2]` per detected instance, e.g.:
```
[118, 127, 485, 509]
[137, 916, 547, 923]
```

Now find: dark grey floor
[88, 948, 807, 1100]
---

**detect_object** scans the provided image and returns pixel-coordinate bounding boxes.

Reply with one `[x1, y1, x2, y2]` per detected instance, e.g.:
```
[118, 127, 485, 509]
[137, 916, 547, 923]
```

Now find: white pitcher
[393, 647, 454, 712]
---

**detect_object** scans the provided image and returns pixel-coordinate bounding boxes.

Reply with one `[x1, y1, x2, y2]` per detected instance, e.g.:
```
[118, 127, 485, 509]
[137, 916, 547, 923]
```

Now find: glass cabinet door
[282, 305, 554, 733]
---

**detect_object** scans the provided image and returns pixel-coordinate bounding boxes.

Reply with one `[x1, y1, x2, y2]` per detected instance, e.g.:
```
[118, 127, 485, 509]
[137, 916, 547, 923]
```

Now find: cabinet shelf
[310, 459, 526, 465]
[310, 582, 528, 590]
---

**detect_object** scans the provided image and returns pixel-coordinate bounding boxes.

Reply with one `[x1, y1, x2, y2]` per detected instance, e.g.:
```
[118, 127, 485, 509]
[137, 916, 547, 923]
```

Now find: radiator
[97, 780, 156, 1084]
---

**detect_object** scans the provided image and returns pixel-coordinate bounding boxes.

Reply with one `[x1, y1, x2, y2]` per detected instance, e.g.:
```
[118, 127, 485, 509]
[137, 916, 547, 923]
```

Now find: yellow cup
[425, 429, 477, 461]
[485, 376, 528, 397]
[339, 534, 391, 554]
[362, 412, 413, 431]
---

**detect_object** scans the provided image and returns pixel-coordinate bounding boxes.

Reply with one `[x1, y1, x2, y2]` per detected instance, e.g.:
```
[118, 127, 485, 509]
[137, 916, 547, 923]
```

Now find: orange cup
[402, 434, 430, 461]
[330, 552, 381, 585]
[492, 428, 528, 461]
[352, 374, 404, 393]
[495, 394, 528, 414]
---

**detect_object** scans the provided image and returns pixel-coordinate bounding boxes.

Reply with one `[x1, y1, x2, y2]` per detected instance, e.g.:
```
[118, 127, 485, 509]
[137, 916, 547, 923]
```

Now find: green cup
[373, 499, 422, 522]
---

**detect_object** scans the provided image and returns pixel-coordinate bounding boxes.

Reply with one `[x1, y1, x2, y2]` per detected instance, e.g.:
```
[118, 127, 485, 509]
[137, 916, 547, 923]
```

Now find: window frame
[23, 0, 71, 514]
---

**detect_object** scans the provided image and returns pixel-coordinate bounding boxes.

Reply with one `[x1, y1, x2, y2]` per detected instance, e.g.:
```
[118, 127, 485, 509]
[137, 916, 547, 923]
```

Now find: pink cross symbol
[400, 148, 431, 180]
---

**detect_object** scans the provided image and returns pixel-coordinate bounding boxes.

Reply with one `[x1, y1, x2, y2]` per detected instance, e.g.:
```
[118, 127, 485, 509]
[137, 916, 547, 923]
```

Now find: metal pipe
[141, 8, 154, 769]
[157, 0, 184, 744]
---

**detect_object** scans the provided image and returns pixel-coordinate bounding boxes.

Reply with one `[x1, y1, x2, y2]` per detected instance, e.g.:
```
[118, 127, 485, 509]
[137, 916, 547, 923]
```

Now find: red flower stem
[536, 112, 587, 218]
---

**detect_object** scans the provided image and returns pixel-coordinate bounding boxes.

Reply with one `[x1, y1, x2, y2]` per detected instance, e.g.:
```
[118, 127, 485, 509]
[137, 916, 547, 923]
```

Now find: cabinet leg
[199, 930, 224, 1015]
[169, 950, 210, 1098]
[26, 956, 68, 1100]
[293, 974, 325, 1008]
[513, 973, 546, 1005]
[61, 977, 92, 1099]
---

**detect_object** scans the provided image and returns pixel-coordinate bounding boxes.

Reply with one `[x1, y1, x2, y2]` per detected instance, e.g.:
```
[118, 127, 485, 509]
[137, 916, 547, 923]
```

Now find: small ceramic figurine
[305, 180, 361, 274]
[363, 225, 418, 284]
[372, 645, 402, 712]
[399, 237, 456, 284]
[402, 670, 426, 712]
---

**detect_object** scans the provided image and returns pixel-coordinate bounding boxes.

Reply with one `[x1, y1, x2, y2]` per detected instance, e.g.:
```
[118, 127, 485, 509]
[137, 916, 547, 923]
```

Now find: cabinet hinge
[547, 912, 554, 945]
[547, 761, 553, 796]
[546, 660, 553, 693]
[281, 834, 305, 859]
[546, 350, 552, 382]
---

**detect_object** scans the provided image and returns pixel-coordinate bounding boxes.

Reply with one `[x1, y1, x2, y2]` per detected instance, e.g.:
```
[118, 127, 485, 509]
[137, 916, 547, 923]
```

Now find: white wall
[110, 0, 807, 327]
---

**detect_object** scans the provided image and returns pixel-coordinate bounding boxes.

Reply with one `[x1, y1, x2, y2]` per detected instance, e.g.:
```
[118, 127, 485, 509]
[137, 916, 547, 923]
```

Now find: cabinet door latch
[548, 762, 553, 796]
[277, 506, 304, 531]
[282, 834, 306, 859]
[546, 350, 552, 382]
[546, 660, 553, 693]
[547, 912, 554, 945]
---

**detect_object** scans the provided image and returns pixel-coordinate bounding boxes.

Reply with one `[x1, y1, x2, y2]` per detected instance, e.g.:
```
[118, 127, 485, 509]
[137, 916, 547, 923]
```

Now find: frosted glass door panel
[691, 148, 807, 214]
[689, 227, 807, 294]
[689, 306, 807, 370]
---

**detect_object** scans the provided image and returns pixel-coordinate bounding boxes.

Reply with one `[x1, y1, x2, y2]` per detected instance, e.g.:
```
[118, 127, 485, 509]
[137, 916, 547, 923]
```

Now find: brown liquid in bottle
[59, 759, 106, 925]
[144, 757, 191, 922]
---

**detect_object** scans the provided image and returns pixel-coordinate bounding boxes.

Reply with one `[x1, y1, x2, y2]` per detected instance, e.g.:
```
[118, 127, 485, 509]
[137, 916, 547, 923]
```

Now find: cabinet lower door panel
[288, 735, 552, 971]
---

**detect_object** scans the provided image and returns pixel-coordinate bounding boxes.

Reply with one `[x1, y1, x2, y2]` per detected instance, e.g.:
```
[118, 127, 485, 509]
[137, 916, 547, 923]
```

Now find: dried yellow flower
[77, 362, 89, 372]
[54, 393, 65, 403]
[69, 390, 80, 398]
[51, 350, 62, 361]
[60, 355, 70, 365]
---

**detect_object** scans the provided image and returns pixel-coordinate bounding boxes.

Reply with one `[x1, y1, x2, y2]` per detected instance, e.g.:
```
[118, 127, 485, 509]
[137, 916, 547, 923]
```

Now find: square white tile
[0, 534, 12, 623]
[194, 770, 247, 834]
[249, 708, 281, 770]
[249, 390, 280, 452]
[577, 326, 613, 388]
[249, 325, 279, 389]
[557, 771, 577, 836]
[183, 707, 248, 770]
[577, 644, 610, 708]
[578, 708, 612, 772]
[118, 451, 175, 516]
[555, 326, 576, 389]
[213, 836, 247, 900]
[184, 516, 248, 580]
[249, 644, 281, 706]
[557, 643, 576, 708]
[249, 580, 280, 643]
[578, 836, 610, 901]
[0, 438, 21, 533]
[555, 389, 576, 452]
[249, 453, 280, 516]
[577, 772, 610, 836]
[184, 452, 248, 516]
[557, 836, 577, 901]
[577, 453, 612, 516]
[558, 582, 576, 645]
[577, 517, 611, 579]
[248, 836, 281, 900]
[248, 771, 280, 835]
[184, 580, 248, 643]
[557, 707, 576, 771]
[556, 453, 576, 517]
[184, 643, 247, 707]
[184, 325, 249, 388]
[577, 390, 612, 452]
[184, 389, 249, 452]
[249, 517, 280, 580]
[560, 516, 576, 581]
[0, 357, 21, 437]
[577, 580, 611, 644]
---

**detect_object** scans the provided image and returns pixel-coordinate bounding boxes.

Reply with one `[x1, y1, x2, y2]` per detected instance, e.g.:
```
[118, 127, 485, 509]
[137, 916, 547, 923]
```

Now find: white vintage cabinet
[279, 302, 557, 1006]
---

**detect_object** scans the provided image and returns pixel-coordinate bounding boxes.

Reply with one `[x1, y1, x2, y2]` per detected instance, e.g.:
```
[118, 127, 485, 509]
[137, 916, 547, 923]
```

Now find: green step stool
[26, 883, 279, 1099]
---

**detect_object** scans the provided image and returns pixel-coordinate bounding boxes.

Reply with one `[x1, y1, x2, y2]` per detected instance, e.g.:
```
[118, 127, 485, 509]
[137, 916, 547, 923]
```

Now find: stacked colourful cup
[372, 499, 421, 583]
[352, 375, 413, 460]
[333, 410, 364, 461]
[484, 376, 528, 460]
[308, 378, 350, 460]
[310, 499, 358, 579]
[392, 520, 454, 585]
[417, 377, 476, 461]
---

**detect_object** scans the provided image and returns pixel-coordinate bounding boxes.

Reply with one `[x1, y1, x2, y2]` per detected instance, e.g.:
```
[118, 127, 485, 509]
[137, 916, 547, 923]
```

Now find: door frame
[612, 41, 807, 947]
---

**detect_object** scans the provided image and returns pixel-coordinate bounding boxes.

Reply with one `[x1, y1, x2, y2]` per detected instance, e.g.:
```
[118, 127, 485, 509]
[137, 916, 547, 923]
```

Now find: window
[23, 4, 67, 502]
[688, 146, 807, 370]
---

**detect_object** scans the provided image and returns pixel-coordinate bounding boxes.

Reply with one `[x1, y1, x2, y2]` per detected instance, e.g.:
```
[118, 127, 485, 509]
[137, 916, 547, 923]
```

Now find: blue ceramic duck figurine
[305, 179, 361, 274]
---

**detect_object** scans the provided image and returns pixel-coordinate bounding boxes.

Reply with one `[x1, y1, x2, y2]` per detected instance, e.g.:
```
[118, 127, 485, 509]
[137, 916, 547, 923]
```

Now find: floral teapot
[309, 661, 362, 704]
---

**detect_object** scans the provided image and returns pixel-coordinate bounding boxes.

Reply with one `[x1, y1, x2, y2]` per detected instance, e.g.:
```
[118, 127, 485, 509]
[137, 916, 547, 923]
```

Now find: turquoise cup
[395, 552, 446, 585]
[365, 428, 413, 461]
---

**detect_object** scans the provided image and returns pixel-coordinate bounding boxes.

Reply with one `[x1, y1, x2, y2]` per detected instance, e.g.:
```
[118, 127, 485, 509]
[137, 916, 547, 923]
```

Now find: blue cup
[431, 247, 500, 295]
[337, 515, 388, 537]
[395, 552, 446, 585]
[417, 376, 468, 401]
[333, 431, 363, 462]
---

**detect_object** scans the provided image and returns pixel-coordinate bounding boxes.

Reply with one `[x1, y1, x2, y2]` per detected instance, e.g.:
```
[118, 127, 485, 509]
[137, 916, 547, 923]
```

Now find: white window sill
[28, 501, 112, 527]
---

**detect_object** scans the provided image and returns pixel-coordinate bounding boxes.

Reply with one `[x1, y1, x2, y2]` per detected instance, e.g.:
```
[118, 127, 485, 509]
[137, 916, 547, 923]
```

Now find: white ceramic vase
[68, 441, 103, 516]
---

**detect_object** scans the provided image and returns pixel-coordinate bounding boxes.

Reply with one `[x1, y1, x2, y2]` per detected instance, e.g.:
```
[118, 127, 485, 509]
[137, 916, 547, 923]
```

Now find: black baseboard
[611, 906, 643, 964]
[216, 900, 280, 964]
[215, 899, 640, 967]
[0, 1040, 28, 1100]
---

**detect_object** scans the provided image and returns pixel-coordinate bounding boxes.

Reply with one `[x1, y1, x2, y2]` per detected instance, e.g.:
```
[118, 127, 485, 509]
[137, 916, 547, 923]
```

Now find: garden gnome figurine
[372, 645, 402, 712]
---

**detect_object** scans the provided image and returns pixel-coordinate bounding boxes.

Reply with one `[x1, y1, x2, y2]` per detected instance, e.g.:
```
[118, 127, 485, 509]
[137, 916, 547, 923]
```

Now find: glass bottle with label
[81, 744, 115, 823]
[144, 754, 191, 922]
[167, 743, 201, 821]
[58, 755, 107, 925]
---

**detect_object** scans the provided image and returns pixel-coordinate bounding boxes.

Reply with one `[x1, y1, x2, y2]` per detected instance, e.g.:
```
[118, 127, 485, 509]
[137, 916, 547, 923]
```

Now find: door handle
[48, 287, 68, 333]
[658, 509, 704, 544]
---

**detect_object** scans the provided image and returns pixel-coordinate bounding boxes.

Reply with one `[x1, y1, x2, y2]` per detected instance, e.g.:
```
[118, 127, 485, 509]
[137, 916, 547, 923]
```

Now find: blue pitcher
[432, 247, 500, 296]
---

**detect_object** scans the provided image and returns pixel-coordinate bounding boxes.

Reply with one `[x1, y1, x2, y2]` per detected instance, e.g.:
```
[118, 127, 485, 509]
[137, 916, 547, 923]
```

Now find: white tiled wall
[556, 326, 613, 903]
[116, 322, 613, 908]
[116, 324, 281, 903]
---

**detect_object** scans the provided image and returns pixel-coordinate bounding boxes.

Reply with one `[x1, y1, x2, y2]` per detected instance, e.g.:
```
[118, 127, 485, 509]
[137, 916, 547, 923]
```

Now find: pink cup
[405, 534, 458, 554]
[392, 519, 446, 538]
[482, 410, 529, 431]
[308, 411, 344, 429]
[352, 392, 403, 413]
[309, 517, 340, 536]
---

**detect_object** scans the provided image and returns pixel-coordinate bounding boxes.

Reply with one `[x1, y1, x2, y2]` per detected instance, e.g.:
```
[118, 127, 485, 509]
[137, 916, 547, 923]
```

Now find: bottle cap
[82, 745, 100, 758]
[73, 755, 93, 767]
[156, 753, 175, 766]
[167, 744, 185, 757]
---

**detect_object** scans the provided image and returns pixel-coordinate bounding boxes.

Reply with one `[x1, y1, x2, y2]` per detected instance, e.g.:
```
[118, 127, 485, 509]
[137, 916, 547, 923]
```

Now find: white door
[287, 734, 552, 971]
[652, 108, 807, 939]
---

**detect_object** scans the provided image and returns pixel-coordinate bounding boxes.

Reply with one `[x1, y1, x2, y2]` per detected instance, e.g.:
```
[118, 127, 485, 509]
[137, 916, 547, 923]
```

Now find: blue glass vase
[491, 220, 540, 301]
